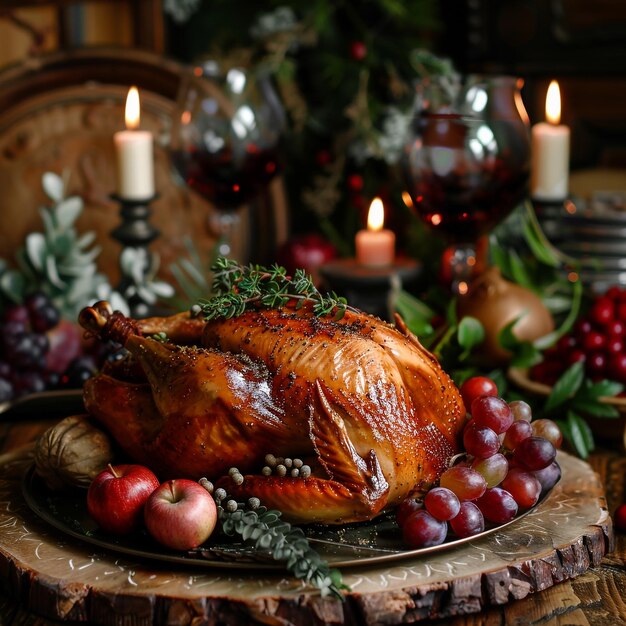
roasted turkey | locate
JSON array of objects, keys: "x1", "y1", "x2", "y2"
[{"x1": 79, "y1": 301, "x2": 465, "y2": 524}]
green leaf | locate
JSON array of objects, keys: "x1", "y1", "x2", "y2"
[
  {"x1": 394, "y1": 289, "x2": 434, "y2": 337},
  {"x1": 569, "y1": 399, "x2": 619, "y2": 419},
  {"x1": 507, "y1": 250, "x2": 533, "y2": 289},
  {"x1": 55, "y1": 197, "x2": 83, "y2": 230},
  {"x1": 543, "y1": 361, "x2": 585, "y2": 413},
  {"x1": 566, "y1": 411, "x2": 594, "y2": 457},
  {"x1": 25, "y1": 233, "x2": 47, "y2": 271},
  {"x1": 0, "y1": 269, "x2": 25, "y2": 303},
  {"x1": 522, "y1": 214, "x2": 560, "y2": 268},
  {"x1": 42, "y1": 172, "x2": 64, "y2": 202},
  {"x1": 457, "y1": 316, "x2": 484, "y2": 358},
  {"x1": 581, "y1": 379, "x2": 624, "y2": 400}
]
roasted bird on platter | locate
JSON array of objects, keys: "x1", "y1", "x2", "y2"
[{"x1": 78, "y1": 271, "x2": 465, "y2": 526}]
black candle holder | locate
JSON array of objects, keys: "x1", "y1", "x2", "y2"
[
  {"x1": 319, "y1": 258, "x2": 422, "y2": 321},
  {"x1": 110, "y1": 193, "x2": 160, "y2": 318}
]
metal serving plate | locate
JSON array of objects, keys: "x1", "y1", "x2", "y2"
[
  {"x1": 21, "y1": 464, "x2": 546, "y2": 570},
  {"x1": 0, "y1": 389, "x2": 84, "y2": 420}
]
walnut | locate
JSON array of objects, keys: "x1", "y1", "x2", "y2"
[{"x1": 34, "y1": 414, "x2": 114, "y2": 490}]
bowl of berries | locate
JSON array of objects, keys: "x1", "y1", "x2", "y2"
[{"x1": 508, "y1": 285, "x2": 626, "y2": 450}]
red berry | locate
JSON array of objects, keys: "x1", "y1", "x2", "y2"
[
  {"x1": 567, "y1": 349, "x2": 586, "y2": 365},
  {"x1": 574, "y1": 319, "x2": 592, "y2": 338},
  {"x1": 350, "y1": 41, "x2": 367, "y2": 61},
  {"x1": 315, "y1": 150, "x2": 332, "y2": 167},
  {"x1": 586, "y1": 352, "x2": 606, "y2": 377},
  {"x1": 605, "y1": 337, "x2": 624, "y2": 354},
  {"x1": 347, "y1": 173, "x2": 364, "y2": 192},
  {"x1": 608, "y1": 353, "x2": 626, "y2": 382},
  {"x1": 618, "y1": 303, "x2": 626, "y2": 322},
  {"x1": 614, "y1": 503, "x2": 626, "y2": 532},
  {"x1": 606, "y1": 286, "x2": 622, "y2": 300},
  {"x1": 590, "y1": 297, "x2": 615, "y2": 326},
  {"x1": 607, "y1": 320, "x2": 625, "y2": 337},
  {"x1": 460, "y1": 376, "x2": 498, "y2": 412},
  {"x1": 556, "y1": 335, "x2": 576, "y2": 351},
  {"x1": 582, "y1": 331, "x2": 605, "y2": 352}
]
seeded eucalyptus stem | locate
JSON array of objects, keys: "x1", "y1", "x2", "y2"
[
  {"x1": 219, "y1": 504, "x2": 348, "y2": 599},
  {"x1": 199, "y1": 257, "x2": 350, "y2": 321}
]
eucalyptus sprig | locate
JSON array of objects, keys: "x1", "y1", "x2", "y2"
[
  {"x1": 199, "y1": 257, "x2": 349, "y2": 321},
  {"x1": 219, "y1": 504, "x2": 349, "y2": 599}
]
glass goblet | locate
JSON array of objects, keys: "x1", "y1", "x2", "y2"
[
  {"x1": 402, "y1": 75, "x2": 531, "y2": 293},
  {"x1": 169, "y1": 60, "x2": 285, "y2": 260}
]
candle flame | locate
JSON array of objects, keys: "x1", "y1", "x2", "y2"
[
  {"x1": 125, "y1": 86, "x2": 141, "y2": 130},
  {"x1": 367, "y1": 197, "x2": 385, "y2": 231},
  {"x1": 545, "y1": 80, "x2": 561, "y2": 125}
]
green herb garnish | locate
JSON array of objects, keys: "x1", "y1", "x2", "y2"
[
  {"x1": 199, "y1": 257, "x2": 348, "y2": 321},
  {"x1": 219, "y1": 504, "x2": 349, "y2": 599}
]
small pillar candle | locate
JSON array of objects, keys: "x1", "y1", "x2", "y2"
[
  {"x1": 530, "y1": 80, "x2": 570, "y2": 201},
  {"x1": 114, "y1": 86, "x2": 155, "y2": 200},
  {"x1": 355, "y1": 197, "x2": 395, "y2": 267}
]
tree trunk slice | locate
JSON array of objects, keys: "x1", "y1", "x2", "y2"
[{"x1": 0, "y1": 448, "x2": 613, "y2": 626}]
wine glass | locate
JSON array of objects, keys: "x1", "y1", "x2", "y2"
[
  {"x1": 170, "y1": 60, "x2": 285, "y2": 260},
  {"x1": 402, "y1": 75, "x2": 531, "y2": 293}
]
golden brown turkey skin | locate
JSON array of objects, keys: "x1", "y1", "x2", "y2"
[
  {"x1": 199, "y1": 306, "x2": 464, "y2": 509},
  {"x1": 82, "y1": 301, "x2": 465, "y2": 524}
]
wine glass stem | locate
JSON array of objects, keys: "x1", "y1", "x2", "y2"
[
  {"x1": 444, "y1": 236, "x2": 489, "y2": 294},
  {"x1": 214, "y1": 212, "x2": 241, "y2": 259}
]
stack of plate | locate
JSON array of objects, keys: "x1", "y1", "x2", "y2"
[{"x1": 535, "y1": 191, "x2": 626, "y2": 293}]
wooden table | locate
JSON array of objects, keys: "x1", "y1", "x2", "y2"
[{"x1": 0, "y1": 417, "x2": 625, "y2": 626}]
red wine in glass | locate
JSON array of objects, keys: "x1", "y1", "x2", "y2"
[
  {"x1": 403, "y1": 97, "x2": 531, "y2": 291},
  {"x1": 172, "y1": 146, "x2": 281, "y2": 212}
]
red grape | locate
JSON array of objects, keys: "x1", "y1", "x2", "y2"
[
  {"x1": 460, "y1": 376, "x2": 498, "y2": 412},
  {"x1": 471, "y1": 453, "x2": 508, "y2": 488},
  {"x1": 396, "y1": 497, "x2": 423, "y2": 527},
  {"x1": 476, "y1": 487, "x2": 518, "y2": 524},
  {"x1": 502, "y1": 419, "x2": 533, "y2": 451},
  {"x1": 471, "y1": 396, "x2": 514, "y2": 434},
  {"x1": 501, "y1": 468, "x2": 542, "y2": 509},
  {"x1": 449, "y1": 502, "x2": 485, "y2": 538},
  {"x1": 463, "y1": 421, "x2": 500, "y2": 459},
  {"x1": 533, "y1": 461, "x2": 562, "y2": 496},
  {"x1": 424, "y1": 487, "x2": 460, "y2": 521},
  {"x1": 402, "y1": 510, "x2": 448, "y2": 548},
  {"x1": 509, "y1": 400, "x2": 532, "y2": 422},
  {"x1": 531, "y1": 419, "x2": 563, "y2": 448},
  {"x1": 514, "y1": 436, "x2": 557, "y2": 471},
  {"x1": 439, "y1": 466, "x2": 487, "y2": 501}
]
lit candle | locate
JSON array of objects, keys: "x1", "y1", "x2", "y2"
[
  {"x1": 530, "y1": 80, "x2": 570, "y2": 201},
  {"x1": 114, "y1": 86, "x2": 155, "y2": 200},
  {"x1": 355, "y1": 198, "x2": 395, "y2": 267}
]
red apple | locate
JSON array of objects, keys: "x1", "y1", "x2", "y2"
[
  {"x1": 276, "y1": 233, "x2": 337, "y2": 287},
  {"x1": 87, "y1": 464, "x2": 159, "y2": 535},
  {"x1": 144, "y1": 479, "x2": 217, "y2": 550}
]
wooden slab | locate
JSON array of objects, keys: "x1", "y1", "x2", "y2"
[{"x1": 0, "y1": 447, "x2": 613, "y2": 626}]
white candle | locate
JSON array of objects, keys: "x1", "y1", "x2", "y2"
[
  {"x1": 530, "y1": 80, "x2": 570, "y2": 201},
  {"x1": 114, "y1": 86, "x2": 155, "y2": 200},
  {"x1": 355, "y1": 198, "x2": 395, "y2": 267}
]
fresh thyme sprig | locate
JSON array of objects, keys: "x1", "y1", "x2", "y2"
[
  {"x1": 219, "y1": 503, "x2": 349, "y2": 599},
  {"x1": 199, "y1": 256, "x2": 349, "y2": 321}
]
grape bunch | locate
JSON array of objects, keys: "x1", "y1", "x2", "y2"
[
  {"x1": 531, "y1": 286, "x2": 626, "y2": 386},
  {"x1": 0, "y1": 292, "x2": 99, "y2": 403},
  {"x1": 397, "y1": 376, "x2": 562, "y2": 549}
]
